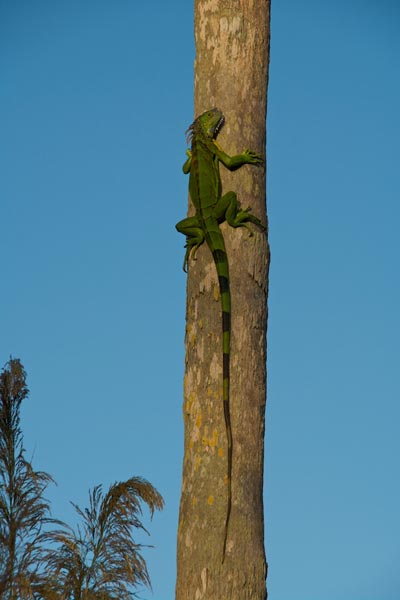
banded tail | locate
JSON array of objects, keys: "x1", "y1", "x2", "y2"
[{"x1": 210, "y1": 242, "x2": 232, "y2": 563}]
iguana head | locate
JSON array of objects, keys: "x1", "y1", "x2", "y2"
[{"x1": 186, "y1": 108, "x2": 225, "y2": 142}]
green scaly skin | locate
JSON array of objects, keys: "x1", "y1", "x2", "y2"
[{"x1": 176, "y1": 108, "x2": 265, "y2": 562}]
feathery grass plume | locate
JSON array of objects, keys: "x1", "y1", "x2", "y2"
[
  {"x1": 43, "y1": 477, "x2": 164, "y2": 599},
  {"x1": 0, "y1": 358, "x2": 56, "y2": 599}
]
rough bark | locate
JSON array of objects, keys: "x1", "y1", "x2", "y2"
[{"x1": 176, "y1": 1, "x2": 271, "y2": 599}]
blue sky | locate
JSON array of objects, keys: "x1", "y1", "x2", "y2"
[{"x1": 1, "y1": 1, "x2": 399, "y2": 598}]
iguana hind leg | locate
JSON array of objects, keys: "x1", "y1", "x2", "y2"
[
  {"x1": 175, "y1": 216, "x2": 205, "y2": 271},
  {"x1": 213, "y1": 191, "x2": 265, "y2": 234}
]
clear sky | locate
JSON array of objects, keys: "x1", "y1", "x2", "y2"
[{"x1": 1, "y1": 1, "x2": 399, "y2": 598}]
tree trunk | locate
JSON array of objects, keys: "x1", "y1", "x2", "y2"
[{"x1": 176, "y1": 1, "x2": 271, "y2": 599}]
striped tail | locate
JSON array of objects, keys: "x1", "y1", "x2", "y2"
[{"x1": 211, "y1": 243, "x2": 232, "y2": 563}]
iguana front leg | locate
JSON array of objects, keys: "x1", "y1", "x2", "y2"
[
  {"x1": 213, "y1": 144, "x2": 264, "y2": 171},
  {"x1": 182, "y1": 149, "x2": 192, "y2": 174}
]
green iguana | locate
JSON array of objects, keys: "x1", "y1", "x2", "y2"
[{"x1": 176, "y1": 108, "x2": 265, "y2": 562}]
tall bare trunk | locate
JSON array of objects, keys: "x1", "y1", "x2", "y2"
[{"x1": 176, "y1": 1, "x2": 271, "y2": 599}]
